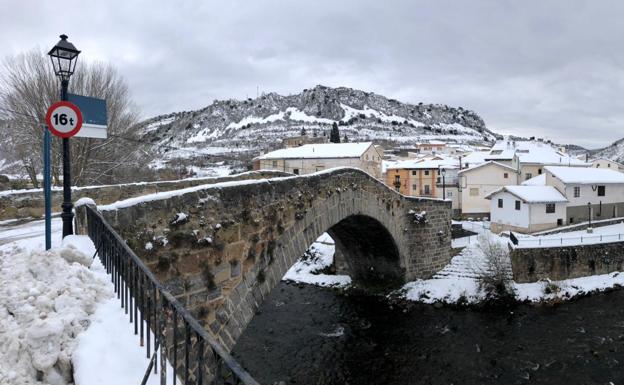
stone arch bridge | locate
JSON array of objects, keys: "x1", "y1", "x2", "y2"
[{"x1": 77, "y1": 168, "x2": 451, "y2": 351}]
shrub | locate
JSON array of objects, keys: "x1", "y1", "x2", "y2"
[{"x1": 473, "y1": 235, "x2": 514, "y2": 301}]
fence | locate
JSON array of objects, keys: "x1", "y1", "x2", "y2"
[
  {"x1": 511, "y1": 231, "x2": 624, "y2": 248},
  {"x1": 85, "y1": 205, "x2": 258, "y2": 385}
]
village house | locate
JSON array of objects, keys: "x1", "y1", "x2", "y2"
[
  {"x1": 486, "y1": 185, "x2": 568, "y2": 233},
  {"x1": 457, "y1": 161, "x2": 519, "y2": 218},
  {"x1": 252, "y1": 142, "x2": 383, "y2": 178},
  {"x1": 591, "y1": 157, "x2": 624, "y2": 172},
  {"x1": 510, "y1": 142, "x2": 588, "y2": 181},
  {"x1": 487, "y1": 166, "x2": 624, "y2": 233},
  {"x1": 385, "y1": 156, "x2": 460, "y2": 213},
  {"x1": 545, "y1": 166, "x2": 624, "y2": 224},
  {"x1": 281, "y1": 133, "x2": 327, "y2": 148}
]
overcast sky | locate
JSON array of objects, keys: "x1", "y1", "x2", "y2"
[{"x1": 2, "y1": 0, "x2": 623, "y2": 148}]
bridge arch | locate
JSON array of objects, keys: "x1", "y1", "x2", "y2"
[{"x1": 82, "y1": 168, "x2": 452, "y2": 351}]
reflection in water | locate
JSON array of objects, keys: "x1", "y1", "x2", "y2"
[{"x1": 232, "y1": 282, "x2": 624, "y2": 385}]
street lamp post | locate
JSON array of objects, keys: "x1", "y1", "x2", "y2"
[
  {"x1": 48, "y1": 34, "x2": 80, "y2": 238},
  {"x1": 441, "y1": 168, "x2": 446, "y2": 200},
  {"x1": 587, "y1": 202, "x2": 592, "y2": 228}
]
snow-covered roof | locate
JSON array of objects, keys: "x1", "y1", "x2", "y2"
[
  {"x1": 521, "y1": 174, "x2": 546, "y2": 186},
  {"x1": 386, "y1": 156, "x2": 458, "y2": 170},
  {"x1": 545, "y1": 166, "x2": 624, "y2": 184},
  {"x1": 457, "y1": 161, "x2": 516, "y2": 175},
  {"x1": 256, "y1": 142, "x2": 373, "y2": 160},
  {"x1": 591, "y1": 157, "x2": 624, "y2": 167},
  {"x1": 485, "y1": 185, "x2": 568, "y2": 203},
  {"x1": 460, "y1": 151, "x2": 489, "y2": 166},
  {"x1": 489, "y1": 139, "x2": 588, "y2": 166}
]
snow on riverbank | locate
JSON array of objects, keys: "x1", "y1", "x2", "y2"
[
  {"x1": 0, "y1": 235, "x2": 111, "y2": 385},
  {"x1": 282, "y1": 233, "x2": 351, "y2": 288},
  {"x1": 402, "y1": 221, "x2": 624, "y2": 305}
]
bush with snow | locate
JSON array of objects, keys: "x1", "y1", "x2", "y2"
[{"x1": 473, "y1": 234, "x2": 514, "y2": 301}]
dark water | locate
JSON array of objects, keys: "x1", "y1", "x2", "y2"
[{"x1": 232, "y1": 282, "x2": 624, "y2": 385}]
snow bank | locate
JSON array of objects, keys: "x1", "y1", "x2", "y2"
[
  {"x1": 0, "y1": 236, "x2": 111, "y2": 385},
  {"x1": 282, "y1": 233, "x2": 351, "y2": 288},
  {"x1": 402, "y1": 224, "x2": 624, "y2": 305}
]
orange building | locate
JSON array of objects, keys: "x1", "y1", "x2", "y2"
[{"x1": 386, "y1": 166, "x2": 439, "y2": 197}]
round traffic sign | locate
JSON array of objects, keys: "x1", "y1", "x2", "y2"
[{"x1": 45, "y1": 101, "x2": 83, "y2": 138}]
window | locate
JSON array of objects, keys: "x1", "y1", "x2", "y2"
[
  {"x1": 470, "y1": 188, "x2": 479, "y2": 196},
  {"x1": 538, "y1": 169, "x2": 542, "y2": 174},
  {"x1": 515, "y1": 200, "x2": 521, "y2": 210},
  {"x1": 503, "y1": 172, "x2": 508, "y2": 179},
  {"x1": 366, "y1": 155, "x2": 369, "y2": 160},
  {"x1": 412, "y1": 184, "x2": 417, "y2": 191},
  {"x1": 315, "y1": 166, "x2": 324, "y2": 171},
  {"x1": 293, "y1": 168, "x2": 299, "y2": 175},
  {"x1": 447, "y1": 191, "x2": 453, "y2": 198},
  {"x1": 569, "y1": 217, "x2": 574, "y2": 224},
  {"x1": 394, "y1": 175, "x2": 400, "y2": 183},
  {"x1": 525, "y1": 173, "x2": 532, "y2": 180},
  {"x1": 573, "y1": 186, "x2": 580, "y2": 197},
  {"x1": 424, "y1": 185, "x2": 430, "y2": 195},
  {"x1": 498, "y1": 198, "x2": 503, "y2": 208},
  {"x1": 546, "y1": 203, "x2": 555, "y2": 213},
  {"x1": 412, "y1": 171, "x2": 417, "y2": 176},
  {"x1": 272, "y1": 160, "x2": 278, "y2": 167},
  {"x1": 424, "y1": 170, "x2": 430, "y2": 176},
  {"x1": 598, "y1": 185, "x2": 606, "y2": 196},
  {"x1": 608, "y1": 163, "x2": 611, "y2": 168},
  {"x1": 557, "y1": 219, "x2": 563, "y2": 226}
]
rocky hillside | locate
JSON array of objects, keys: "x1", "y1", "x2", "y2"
[
  {"x1": 590, "y1": 138, "x2": 624, "y2": 163},
  {"x1": 138, "y1": 85, "x2": 497, "y2": 160}
]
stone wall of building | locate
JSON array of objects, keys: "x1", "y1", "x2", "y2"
[
  {"x1": 0, "y1": 170, "x2": 288, "y2": 220},
  {"x1": 510, "y1": 242, "x2": 624, "y2": 283},
  {"x1": 77, "y1": 167, "x2": 452, "y2": 351}
]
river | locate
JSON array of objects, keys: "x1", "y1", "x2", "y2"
[{"x1": 232, "y1": 282, "x2": 624, "y2": 385}]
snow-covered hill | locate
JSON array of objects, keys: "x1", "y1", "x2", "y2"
[
  {"x1": 590, "y1": 137, "x2": 624, "y2": 163},
  {"x1": 138, "y1": 85, "x2": 497, "y2": 160}
]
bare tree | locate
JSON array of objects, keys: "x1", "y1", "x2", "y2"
[
  {"x1": 472, "y1": 234, "x2": 514, "y2": 299},
  {"x1": 0, "y1": 49, "x2": 149, "y2": 187}
]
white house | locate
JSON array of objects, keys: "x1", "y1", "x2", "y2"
[
  {"x1": 591, "y1": 158, "x2": 624, "y2": 172},
  {"x1": 458, "y1": 161, "x2": 519, "y2": 218},
  {"x1": 253, "y1": 142, "x2": 383, "y2": 178},
  {"x1": 545, "y1": 166, "x2": 624, "y2": 224},
  {"x1": 486, "y1": 186, "x2": 568, "y2": 233}
]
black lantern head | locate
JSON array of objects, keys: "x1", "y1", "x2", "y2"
[{"x1": 48, "y1": 34, "x2": 80, "y2": 81}]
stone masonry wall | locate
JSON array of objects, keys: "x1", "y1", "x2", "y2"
[
  {"x1": 77, "y1": 168, "x2": 452, "y2": 351},
  {"x1": 0, "y1": 170, "x2": 288, "y2": 220},
  {"x1": 511, "y1": 242, "x2": 624, "y2": 283}
]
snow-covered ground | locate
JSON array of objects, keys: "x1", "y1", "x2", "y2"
[
  {"x1": 514, "y1": 221, "x2": 624, "y2": 248},
  {"x1": 282, "y1": 233, "x2": 351, "y2": 287},
  {"x1": 0, "y1": 233, "x2": 110, "y2": 385},
  {"x1": 401, "y1": 221, "x2": 624, "y2": 304},
  {"x1": 0, "y1": 219, "x2": 175, "y2": 385}
]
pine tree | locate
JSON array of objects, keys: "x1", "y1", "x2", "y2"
[{"x1": 330, "y1": 122, "x2": 341, "y2": 143}]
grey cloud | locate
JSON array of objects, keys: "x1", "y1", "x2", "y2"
[{"x1": 2, "y1": 0, "x2": 623, "y2": 148}]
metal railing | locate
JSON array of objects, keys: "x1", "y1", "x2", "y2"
[
  {"x1": 512, "y1": 232, "x2": 624, "y2": 248},
  {"x1": 85, "y1": 205, "x2": 259, "y2": 385}
]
